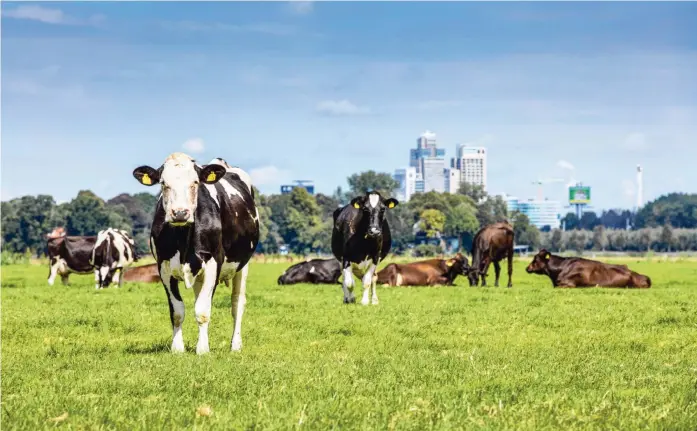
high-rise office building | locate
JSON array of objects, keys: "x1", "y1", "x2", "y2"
[
  {"x1": 450, "y1": 144, "x2": 487, "y2": 191},
  {"x1": 409, "y1": 130, "x2": 446, "y2": 193},
  {"x1": 505, "y1": 196, "x2": 561, "y2": 230},
  {"x1": 444, "y1": 168, "x2": 461, "y2": 194},
  {"x1": 393, "y1": 167, "x2": 417, "y2": 202}
]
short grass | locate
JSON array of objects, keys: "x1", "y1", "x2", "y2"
[{"x1": 2, "y1": 258, "x2": 697, "y2": 430}]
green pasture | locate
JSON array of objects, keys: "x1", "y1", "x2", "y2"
[{"x1": 2, "y1": 259, "x2": 696, "y2": 430}]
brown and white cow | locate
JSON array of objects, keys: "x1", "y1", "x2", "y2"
[
  {"x1": 376, "y1": 253, "x2": 470, "y2": 287},
  {"x1": 525, "y1": 249, "x2": 652, "y2": 288}
]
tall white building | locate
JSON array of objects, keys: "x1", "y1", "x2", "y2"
[
  {"x1": 444, "y1": 168, "x2": 461, "y2": 194},
  {"x1": 410, "y1": 130, "x2": 446, "y2": 193},
  {"x1": 393, "y1": 167, "x2": 418, "y2": 202},
  {"x1": 450, "y1": 144, "x2": 487, "y2": 191}
]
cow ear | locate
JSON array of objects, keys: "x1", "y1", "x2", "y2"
[
  {"x1": 350, "y1": 197, "x2": 364, "y2": 209},
  {"x1": 384, "y1": 198, "x2": 399, "y2": 209},
  {"x1": 544, "y1": 252, "x2": 551, "y2": 260},
  {"x1": 446, "y1": 259, "x2": 455, "y2": 267},
  {"x1": 200, "y1": 164, "x2": 226, "y2": 184},
  {"x1": 133, "y1": 166, "x2": 160, "y2": 186}
]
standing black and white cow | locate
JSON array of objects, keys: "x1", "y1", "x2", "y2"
[
  {"x1": 331, "y1": 191, "x2": 398, "y2": 305},
  {"x1": 47, "y1": 229, "x2": 97, "y2": 286},
  {"x1": 132, "y1": 153, "x2": 259, "y2": 354},
  {"x1": 90, "y1": 228, "x2": 138, "y2": 289}
]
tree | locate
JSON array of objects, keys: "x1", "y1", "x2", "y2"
[
  {"x1": 561, "y1": 212, "x2": 579, "y2": 230},
  {"x1": 457, "y1": 182, "x2": 487, "y2": 203},
  {"x1": 579, "y1": 212, "x2": 600, "y2": 230},
  {"x1": 660, "y1": 224, "x2": 674, "y2": 252},
  {"x1": 346, "y1": 171, "x2": 399, "y2": 197},
  {"x1": 476, "y1": 195, "x2": 508, "y2": 227},
  {"x1": 315, "y1": 193, "x2": 341, "y2": 220},
  {"x1": 65, "y1": 190, "x2": 131, "y2": 236},
  {"x1": 566, "y1": 230, "x2": 586, "y2": 254},
  {"x1": 1, "y1": 195, "x2": 56, "y2": 255},
  {"x1": 512, "y1": 212, "x2": 541, "y2": 249},
  {"x1": 549, "y1": 229, "x2": 563, "y2": 252},
  {"x1": 386, "y1": 205, "x2": 416, "y2": 254},
  {"x1": 591, "y1": 225, "x2": 607, "y2": 251},
  {"x1": 444, "y1": 203, "x2": 480, "y2": 252},
  {"x1": 418, "y1": 209, "x2": 446, "y2": 239},
  {"x1": 634, "y1": 193, "x2": 697, "y2": 229}
]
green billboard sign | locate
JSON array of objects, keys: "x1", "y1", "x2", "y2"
[{"x1": 569, "y1": 186, "x2": 591, "y2": 204}]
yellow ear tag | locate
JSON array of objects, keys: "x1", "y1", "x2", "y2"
[
  {"x1": 545, "y1": 253, "x2": 551, "y2": 260},
  {"x1": 446, "y1": 260, "x2": 454, "y2": 267},
  {"x1": 142, "y1": 174, "x2": 152, "y2": 185},
  {"x1": 388, "y1": 201, "x2": 395, "y2": 208},
  {"x1": 353, "y1": 203, "x2": 360, "y2": 209},
  {"x1": 206, "y1": 172, "x2": 217, "y2": 182}
]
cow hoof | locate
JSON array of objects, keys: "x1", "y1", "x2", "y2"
[
  {"x1": 231, "y1": 340, "x2": 243, "y2": 352},
  {"x1": 371, "y1": 300, "x2": 379, "y2": 305},
  {"x1": 343, "y1": 296, "x2": 356, "y2": 304},
  {"x1": 196, "y1": 344, "x2": 210, "y2": 355}
]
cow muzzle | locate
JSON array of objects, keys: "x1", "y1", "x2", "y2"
[
  {"x1": 169, "y1": 208, "x2": 192, "y2": 226},
  {"x1": 366, "y1": 227, "x2": 382, "y2": 238}
]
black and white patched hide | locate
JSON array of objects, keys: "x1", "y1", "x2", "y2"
[
  {"x1": 47, "y1": 235, "x2": 97, "y2": 286},
  {"x1": 90, "y1": 228, "x2": 138, "y2": 289},
  {"x1": 331, "y1": 191, "x2": 398, "y2": 305},
  {"x1": 133, "y1": 152, "x2": 260, "y2": 355}
]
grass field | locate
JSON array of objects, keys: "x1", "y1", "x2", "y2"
[{"x1": 2, "y1": 258, "x2": 697, "y2": 430}]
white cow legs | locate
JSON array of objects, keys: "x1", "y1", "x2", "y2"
[
  {"x1": 361, "y1": 262, "x2": 378, "y2": 306},
  {"x1": 341, "y1": 265, "x2": 356, "y2": 304},
  {"x1": 194, "y1": 259, "x2": 218, "y2": 355},
  {"x1": 231, "y1": 264, "x2": 249, "y2": 352}
]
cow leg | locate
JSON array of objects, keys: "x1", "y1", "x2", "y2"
[
  {"x1": 94, "y1": 270, "x2": 101, "y2": 290},
  {"x1": 341, "y1": 262, "x2": 355, "y2": 304},
  {"x1": 231, "y1": 263, "x2": 249, "y2": 352},
  {"x1": 60, "y1": 274, "x2": 70, "y2": 286},
  {"x1": 481, "y1": 259, "x2": 491, "y2": 287},
  {"x1": 114, "y1": 269, "x2": 122, "y2": 288},
  {"x1": 47, "y1": 260, "x2": 60, "y2": 286},
  {"x1": 194, "y1": 259, "x2": 218, "y2": 355},
  {"x1": 160, "y1": 263, "x2": 186, "y2": 353},
  {"x1": 507, "y1": 250, "x2": 513, "y2": 288},
  {"x1": 493, "y1": 261, "x2": 501, "y2": 287},
  {"x1": 360, "y1": 262, "x2": 378, "y2": 305}
]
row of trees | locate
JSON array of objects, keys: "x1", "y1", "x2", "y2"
[{"x1": 3, "y1": 171, "x2": 697, "y2": 257}]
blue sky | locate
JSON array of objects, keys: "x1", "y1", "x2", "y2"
[{"x1": 2, "y1": 1, "x2": 696, "y2": 210}]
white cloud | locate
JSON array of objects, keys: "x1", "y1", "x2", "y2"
[
  {"x1": 183, "y1": 138, "x2": 205, "y2": 154},
  {"x1": 160, "y1": 21, "x2": 295, "y2": 36},
  {"x1": 622, "y1": 132, "x2": 649, "y2": 151},
  {"x1": 249, "y1": 166, "x2": 292, "y2": 187},
  {"x1": 288, "y1": 1, "x2": 314, "y2": 15},
  {"x1": 557, "y1": 160, "x2": 575, "y2": 171},
  {"x1": 316, "y1": 100, "x2": 371, "y2": 116},
  {"x1": 2, "y1": 5, "x2": 104, "y2": 26}
]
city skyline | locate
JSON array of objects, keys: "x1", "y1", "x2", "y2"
[{"x1": 2, "y1": 2, "x2": 696, "y2": 210}]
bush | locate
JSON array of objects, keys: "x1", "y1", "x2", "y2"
[
  {"x1": 411, "y1": 244, "x2": 443, "y2": 257},
  {"x1": 1, "y1": 250, "x2": 32, "y2": 265}
]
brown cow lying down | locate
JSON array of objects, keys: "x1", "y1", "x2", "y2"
[
  {"x1": 376, "y1": 253, "x2": 470, "y2": 287},
  {"x1": 122, "y1": 263, "x2": 160, "y2": 283},
  {"x1": 526, "y1": 249, "x2": 651, "y2": 288}
]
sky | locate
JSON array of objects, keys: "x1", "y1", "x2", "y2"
[{"x1": 2, "y1": 1, "x2": 696, "y2": 210}]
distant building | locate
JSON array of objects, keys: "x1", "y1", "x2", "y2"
[
  {"x1": 506, "y1": 195, "x2": 562, "y2": 230},
  {"x1": 444, "y1": 168, "x2": 461, "y2": 194},
  {"x1": 410, "y1": 130, "x2": 446, "y2": 193},
  {"x1": 450, "y1": 144, "x2": 487, "y2": 191},
  {"x1": 393, "y1": 167, "x2": 417, "y2": 202},
  {"x1": 280, "y1": 180, "x2": 315, "y2": 195}
]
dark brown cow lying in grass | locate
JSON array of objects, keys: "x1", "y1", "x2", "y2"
[
  {"x1": 376, "y1": 253, "x2": 470, "y2": 287},
  {"x1": 525, "y1": 249, "x2": 651, "y2": 288}
]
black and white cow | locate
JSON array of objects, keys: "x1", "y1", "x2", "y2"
[
  {"x1": 331, "y1": 191, "x2": 398, "y2": 305},
  {"x1": 132, "y1": 153, "x2": 259, "y2": 355},
  {"x1": 277, "y1": 258, "x2": 342, "y2": 285},
  {"x1": 47, "y1": 233, "x2": 97, "y2": 286},
  {"x1": 90, "y1": 228, "x2": 138, "y2": 289}
]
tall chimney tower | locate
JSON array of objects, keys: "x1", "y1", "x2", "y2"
[{"x1": 636, "y1": 164, "x2": 643, "y2": 210}]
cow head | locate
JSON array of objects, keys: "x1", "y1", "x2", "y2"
[
  {"x1": 46, "y1": 226, "x2": 66, "y2": 240},
  {"x1": 349, "y1": 192, "x2": 399, "y2": 239},
  {"x1": 445, "y1": 253, "x2": 471, "y2": 278},
  {"x1": 132, "y1": 153, "x2": 227, "y2": 226},
  {"x1": 526, "y1": 249, "x2": 552, "y2": 274}
]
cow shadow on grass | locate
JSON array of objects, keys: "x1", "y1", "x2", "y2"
[{"x1": 124, "y1": 340, "x2": 172, "y2": 355}]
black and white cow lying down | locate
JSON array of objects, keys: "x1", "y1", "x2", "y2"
[
  {"x1": 133, "y1": 153, "x2": 259, "y2": 354},
  {"x1": 277, "y1": 258, "x2": 342, "y2": 285},
  {"x1": 90, "y1": 228, "x2": 138, "y2": 289},
  {"x1": 331, "y1": 191, "x2": 398, "y2": 305}
]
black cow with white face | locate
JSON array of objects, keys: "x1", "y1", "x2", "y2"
[
  {"x1": 277, "y1": 258, "x2": 342, "y2": 285},
  {"x1": 331, "y1": 191, "x2": 398, "y2": 305},
  {"x1": 133, "y1": 152, "x2": 259, "y2": 355}
]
